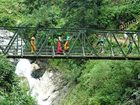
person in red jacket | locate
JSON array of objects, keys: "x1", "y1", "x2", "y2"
[{"x1": 56, "y1": 36, "x2": 63, "y2": 54}]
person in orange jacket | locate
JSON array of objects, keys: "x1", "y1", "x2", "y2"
[
  {"x1": 31, "y1": 36, "x2": 36, "y2": 53},
  {"x1": 64, "y1": 35, "x2": 70, "y2": 52}
]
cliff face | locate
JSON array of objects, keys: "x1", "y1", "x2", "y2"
[
  {"x1": 15, "y1": 59, "x2": 68, "y2": 105},
  {"x1": 31, "y1": 70, "x2": 68, "y2": 105}
]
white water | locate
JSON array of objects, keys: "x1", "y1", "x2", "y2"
[{"x1": 15, "y1": 59, "x2": 64, "y2": 105}]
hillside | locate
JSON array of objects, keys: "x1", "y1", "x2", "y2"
[{"x1": 0, "y1": 0, "x2": 140, "y2": 105}]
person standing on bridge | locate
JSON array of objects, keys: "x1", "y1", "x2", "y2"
[
  {"x1": 56, "y1": 36, "x2": 63, "y2": 54},
  {"x1": 127, "y1": 40, "x2": 133, "y2": 55},
  {"x1": 97, "y1": 35, "x2": 105, "y2": 54},
  {"x1": 31, "y1": 36, "x2": 36, "y2": 53},
  {"x1": 123, "y1": 32, "x2": 128, "y2": 44},
  {"x1": 64, "y1": 35, "x2": 70, "y2": 52}
]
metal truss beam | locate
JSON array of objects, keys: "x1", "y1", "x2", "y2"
[{"x1": 0, "y1": 26, "x2": 140, "y2": 60}]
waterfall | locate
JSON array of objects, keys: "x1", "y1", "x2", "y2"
[{"x1": 15, "y1": 59, "x2": 68, "y2": 105}]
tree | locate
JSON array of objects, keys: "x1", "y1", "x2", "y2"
[
  {"x1": 0, "y1": 0, "x2": 22, "y2": 26},
  {"x1": 61, "y1": 0, "x2": 100, "y2": 28}
]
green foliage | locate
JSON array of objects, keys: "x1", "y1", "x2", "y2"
[
  {"x1": 61, "y1": 0, "x2": 100, "y2": 28},
  {"x1": 61, "y1": 60, "x2": 140, "y2": 105},
  {"x1": 0, "y1": 0, "x2": 22, "y2": 26},
  {"x1": 18, "y1": 0, "x2": 62, "y2": 27},
  {"x1": 0, "y1": 55, "x2": 16, "y2": 92},
  {"x1": 1, "y1": 0, "x2": 140, "y2": 29},
  {"x1": 49, "y1": 59, "x2": 84, "y2": 82},
  {"x1": 0, "y1": 55, "x2": 37, "y2": 105},
  {"x1": 0, "y1": 86, "x2": 37, "y2": 105}
]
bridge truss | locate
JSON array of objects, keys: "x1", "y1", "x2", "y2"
[{"x1": 0, "y1": 26, "x2": 140, "y2": 60}]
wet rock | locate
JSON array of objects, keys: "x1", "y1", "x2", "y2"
[{"x1": 16, "y1": 59, "x2": 68, "y2": 105}]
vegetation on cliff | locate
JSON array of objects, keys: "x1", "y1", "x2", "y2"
[{"x1": 0, "y1": 55, "x2": 37, "y2": 105}]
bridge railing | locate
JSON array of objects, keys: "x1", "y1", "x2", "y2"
[{"x1": 0, "y1": 26, "x2": 140, "y2": 59}]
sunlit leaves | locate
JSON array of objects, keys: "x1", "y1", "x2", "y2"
[{"x1": 0, "y1": 0, "x2": 23, "y2": 26}]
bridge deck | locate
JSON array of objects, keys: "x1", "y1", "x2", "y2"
[{"x1": 6, "y1": 55, "x2": 140, "y2": 60}]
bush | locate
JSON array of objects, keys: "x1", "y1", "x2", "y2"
[
  {"x1": 0, "y1": 55, "x2": 16, "y2": 92},
  {"x1": 61, "y1": 60, "x2": 140, "y2": 105},
  {"x1": 0, "y1": 55, "x2": 37, "y2": 105}
]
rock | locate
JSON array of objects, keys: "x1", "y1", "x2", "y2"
[
  {"x1": 0, "y1": 29, "x2": 24, "y2": 55},
  {"x1": 15, "y1": 59, "x2": 68, "y2": 105}
]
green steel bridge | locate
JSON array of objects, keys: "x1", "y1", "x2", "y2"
[{"x1": 0, "y1": 26, "x2": 140, "y2": 60}]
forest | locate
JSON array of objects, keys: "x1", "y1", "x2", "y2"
[{"x1": 0, "y1": 0, "x2": 140, "y2": 105}]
